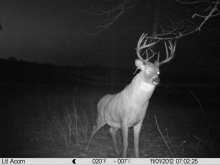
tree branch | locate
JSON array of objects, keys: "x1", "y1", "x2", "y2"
[
  {"x1": 83, "y1": 0, "x2": 220, "y2": 40},
  {"x1": 83, "y1": 0, "x2": 141, "y2": 35}
]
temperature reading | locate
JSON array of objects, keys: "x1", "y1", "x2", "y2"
[{"x1": 117, "y1": 159, "x2": 131, "y2": 164}]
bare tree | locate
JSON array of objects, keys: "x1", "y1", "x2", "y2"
[
  {"x1": 83, "y1": 0, "x2": 220, "y2": 40},
  {"x1": 82, "y1": 0, "x2": 220, "y2": 76},
  {"x1": 175, "y1": 0, "x2": 220, "y2": 35},
  {"x1": 175, "y1": 0, "x2": 220, "y2": 73},
  {"x1": 82, "y1": 0, "x2": 141, "y2": 35}
]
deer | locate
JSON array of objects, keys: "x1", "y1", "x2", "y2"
[{"x1": 85, "y1": 33, "x2": 176, "y2": 158}]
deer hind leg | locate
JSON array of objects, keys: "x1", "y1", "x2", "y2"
[
  {"x1": 85, "y1": 115, "x2": 106, "y2": 152},
  {"x1": 110, "y1": 127, "x2": 120, "y2": 155},
  {"x1": 121, "y1": 123, "x2": 129, "y2": 158},
  {"x1": 133, "y1": 122, "x2": 142, "y2": 158}
]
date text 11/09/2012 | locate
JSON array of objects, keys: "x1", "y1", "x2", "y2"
[{"x1": 150, "y1": 158, "x2": 198, "y2": 164}]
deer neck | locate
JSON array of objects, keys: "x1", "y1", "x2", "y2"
[{"x1": 128, "y1": 72, "x2": 156, "y2": 105}]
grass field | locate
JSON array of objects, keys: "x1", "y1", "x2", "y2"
[{"x1": 1, "y1": 78, "x2": 219, "y2": 158}]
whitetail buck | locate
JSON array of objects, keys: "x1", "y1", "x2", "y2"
[{"x1": 85, "y1": 33, "x2": 176, "y2": 157}]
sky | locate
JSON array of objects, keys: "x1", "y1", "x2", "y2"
[
  {"x1": 0, "y1": 0, "x2": 219, "y2": 78},
  {"x1": 0, "y1": 0, "x2": 162, "y2": 68},
  {"x1": 0, "y1": 0, "x2": 99, "y2": 66}
]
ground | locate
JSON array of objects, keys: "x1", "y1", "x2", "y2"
[{"x1": 0, "y1": 80, "x2": 219, "y2": 158}]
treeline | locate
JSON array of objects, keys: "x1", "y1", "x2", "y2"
[
  {"x1": 0, "y1": 57, "x2": 132, "y2": 86},
  {"x1": 0, "y1": 57, "x2": 76, "y2": 84}
]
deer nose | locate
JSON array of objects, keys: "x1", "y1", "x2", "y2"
[{"x1": 153, "y1": 77, "x2": 160, "y2": 85}]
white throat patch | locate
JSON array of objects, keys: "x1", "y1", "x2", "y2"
[{"x1": 140, "y1": 81, "x2": 156, "y2": 92}]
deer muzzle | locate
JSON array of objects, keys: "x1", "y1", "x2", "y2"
[{"x1": 153, "y1": 77, "x2": 160, "y2": 85}]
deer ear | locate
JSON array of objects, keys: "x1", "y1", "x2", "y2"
[{"x1": 135, "y1": 59, "x2": 145, "y2": 70}]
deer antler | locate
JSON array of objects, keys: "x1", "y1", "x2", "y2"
[
  {"x1": 158, "y1": 40, "x2": 177, "y2": 66},
  {"x1": 136, "y1": 33, "x2": 177, "y2": 65},
  {"x1": 136, "y1": 33, "x2": 156, "y2": 62}
]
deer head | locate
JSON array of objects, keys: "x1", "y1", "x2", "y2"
[{"x1": 135, "y1": 33, "x2": 176, "y2": 86}]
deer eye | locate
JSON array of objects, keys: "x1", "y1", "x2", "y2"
[{"x1": 157, "y1": 71, "x2": 160, "y2": 75}]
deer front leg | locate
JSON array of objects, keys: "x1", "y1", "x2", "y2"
[
  {"x1": 133, "y1": 122, "x2": 142, "y2": 158},
  {"x1": 121, "y1": 123, "x2": 129, "y2": 158}
]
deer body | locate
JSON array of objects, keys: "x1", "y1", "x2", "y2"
[
  {"x1": 85, "y1": 60, "x2": 160, "y2": 158},
  {"x1": 101, "y1": 73, "x2": 155, "y2": 128},
  {"x1": 85, "y1": 33, "x2": 176, "y2": 157}
]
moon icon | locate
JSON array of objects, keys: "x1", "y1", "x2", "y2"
[{"x1": 72, "y1": 159, "x2": 76, "y2": 164}]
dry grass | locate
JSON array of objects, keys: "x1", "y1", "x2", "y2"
[{"x1": 1, "y1": 82, "x2": 219, "y2": 157}]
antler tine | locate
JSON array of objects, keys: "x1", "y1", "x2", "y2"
[
  {"x1": 157, "y1": 52, "x2": 160, "y2": 62},
  {"x1": 147, "y1": 50, "x2": 156, "y2": 61},
  {"x1": 136, "y1": 33, "x2": 156, "y2": 62},
  {"x1": 159, "y1": 40, "x2": 177, "y2": 66}
]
